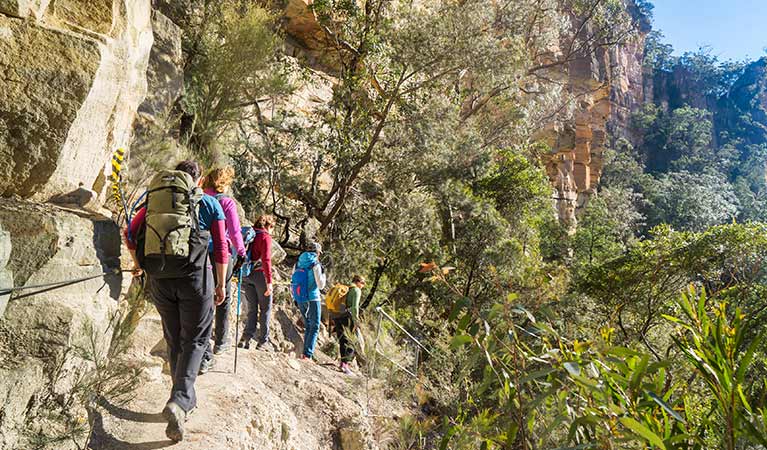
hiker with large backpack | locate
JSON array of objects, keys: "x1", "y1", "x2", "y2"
[
  {"x1": 199, "y1": 167, "x2": 247, "y2": 373},
  {"x1": 326, "y1": 274, "x2": 365, "y2": 375},
  {"x1": 238, "y1": 214, "x2": 276, "y2": 351},
  {"x1": 124, "y1": 160, "x2": 228, "y2": 443},
  {"x1": 291, "y1": 242, "x2": 326, "y2": 360}
]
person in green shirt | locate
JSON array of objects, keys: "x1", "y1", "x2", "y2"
[{"x1": 333, "y1": 274, "x2": 365, "y2": 375}]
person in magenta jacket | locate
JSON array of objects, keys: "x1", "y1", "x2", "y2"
[
  {"x1": 239, "y1": 214, "x2": 276, "y2": 350},
  {"x1": 197, "y1": 167, "x2": 248, "y2": 371}
]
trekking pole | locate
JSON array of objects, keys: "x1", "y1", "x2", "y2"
[{"x1": 234, "y1": 267, "x2": 243, "y2": 374}]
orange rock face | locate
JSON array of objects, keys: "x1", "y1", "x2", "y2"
[
  {"x1": 544, "y1": 29, "x2": 647, "y2": 232},
  {"x1": 278, "y1": 0, "x2": 649, "y2": 232}
]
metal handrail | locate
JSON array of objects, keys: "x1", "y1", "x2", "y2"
[
  {"x1": 365, "y1": 306, "x2": 430, "y2": 413},
  {"x1": 374, "y1": 306, "x2": 433, "y2": 356}
]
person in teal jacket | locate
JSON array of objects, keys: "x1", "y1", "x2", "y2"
[{"x1": 293, "y1": 243, "x2": 326, "y2": 360}]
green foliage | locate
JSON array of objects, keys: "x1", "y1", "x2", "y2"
[
  {"x1": 633, "y1": 105, "x2": 715, "y2": 174},
  {"x1": 475, "y1": 150, "x2": 552, "y2": 228},
  {"x1": 630, "y1": 34, "x2": 761, "y2": 231},
  {"x1": 572, "y1": 186, "x2": 643, "y2": 265},
  {"x1": 233, "y1": 0, "x2": 639, "y2": 245},
  {"x1": 623, "y1": 102, "x2": 748, "y2": 232},
  {"x1": 428, "y1": 257, "x2": 767, "y2": 449},
  {"x1": 644, "y1": 171, "x2": 739, "y2": 232},
  {"x1": 328, "y1": 187, "x2": 443, "y2": 299},
  {"x1": 665, "y1": 287, "x2": 767, "y2": 449},
  {"x1": 675, "y1": 48, "x2": 747, "y2": 98},
  {"x1": 644, "y1": 30, "x2": 675, "y2": 71},
  {"x1": 576, "y1": 223, "x2": 767, "y2": 352},
  {"x1": 182, "y1": 2, "x2": 289, "y2": 162},
  {"x1": 427, "y1": 262, "x2": 688, "y2": 450}
]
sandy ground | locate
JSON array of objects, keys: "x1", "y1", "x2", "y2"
[{"x1": 87, "y1": 307, "x2": 398, "y2": 450}]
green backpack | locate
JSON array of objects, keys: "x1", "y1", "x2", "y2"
[{"x1": 137, "y1": 170, "x2": 209, "y2": 279}]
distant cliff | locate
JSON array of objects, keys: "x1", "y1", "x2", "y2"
[{"x1": 540, "y1": 1, "x2": 651, "y2": 231}]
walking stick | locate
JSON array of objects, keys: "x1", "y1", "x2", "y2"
[{"x1": 234, "y1": 267, "x2": 243, "y2": 374}]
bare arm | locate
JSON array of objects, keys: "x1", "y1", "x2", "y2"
[
  {"x1": 211, "y1": 219, "x2": 229, "y2": 305},
  {"x1": 214, "y1": 262, "x2": 227, "y2": 304},
  {"x1": 128, "y1": 249, "x2": 143, "y2": 277}
]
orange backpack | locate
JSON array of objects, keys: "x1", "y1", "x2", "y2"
[{"x1": 325, "y1": 283, "x2": 350, "y2": 314}]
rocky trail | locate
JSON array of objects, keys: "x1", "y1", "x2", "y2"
[
  {"x1": 88, "y1": 304, "x2": 401, "y2": 450},
  {"x1": 0, "y1": 201, "x2": 408, "y2": 450}
]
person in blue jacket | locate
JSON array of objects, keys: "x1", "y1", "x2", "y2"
[{"x1": 291, "y1": 242, "x2": 326, "y2": 360}]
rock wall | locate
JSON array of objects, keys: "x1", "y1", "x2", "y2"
[
  {"x1": 283, "y1": 0, "x2": 342, "y2": 73},
  {"x1": 0, "y1": 223, "x2": 11, "y2": 317},
  {"x1": 716, "y1": 58, "x2": 767, "y2": 146},
  {"x1": 0, "y1": 200, "x2": 126, "y2": 449},
  {"x1": 0, "y1": 2, "x2": 178, "y2": 447},
  {"x1": 0, "y1": 0, "x2": 153, "y2": 202},
  {"x1": 543, "y1": 6, "x2": 649, "y2": 231}
]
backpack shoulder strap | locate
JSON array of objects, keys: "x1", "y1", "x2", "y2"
[{"x1": 189, "y1": 188, "x2": 203, "y2": 231}]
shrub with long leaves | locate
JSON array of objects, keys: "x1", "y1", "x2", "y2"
[
  {"x1": 425, "y1": 263, "x2": 767, "y2": 449},
  {"x1": 664, "y1": 287, "x2": 767, "y2": 450}
]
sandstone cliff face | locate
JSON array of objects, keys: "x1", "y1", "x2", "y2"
[
  {"x1": 0, "y1": 2, "x2": 160, "y2": 447},
  {"x1": 543, "y1": 6, "x2": 648, "y2": 231},
  {"x1": 0, "y1": 200, "x2": 126, "y2": 449},
  {"x1": 0, "y1": 0, "x2": 153, "y2": 201}
]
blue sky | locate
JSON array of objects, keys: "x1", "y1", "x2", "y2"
[{"x1": 651, "y1": 0, "x2": 767, "y2": 61}]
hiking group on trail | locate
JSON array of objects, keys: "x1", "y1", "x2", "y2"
[{"x1": 123, "y1": 159, "x2": 365, "y2": 442}]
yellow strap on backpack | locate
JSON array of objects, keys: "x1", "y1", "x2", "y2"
[{"x1": 325, "y1": 283, "x2": 350, "y2": 313}]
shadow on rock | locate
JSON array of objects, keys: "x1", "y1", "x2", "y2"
[
  {"x1": 274, "y1": 306, "x2": 304, "y2": 353},
  {"x1": 88, "y1": 408, "x2": 173, "y2": 450},
  {"x1": 97, "y1": 397, "x2": 166, "y2": 423}
]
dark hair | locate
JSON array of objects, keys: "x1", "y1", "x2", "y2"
[
  {"x1": 352, "y1": 274, "x2": 365, "y2": 284},
  {"x1": 175, "y1": 160, "x2": 202, "y2": 181}
]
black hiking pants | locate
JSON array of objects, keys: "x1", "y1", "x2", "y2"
[
  {"x1": 332, "y1": 314, "x2": 355, "y2": 363},
  {"x1": 148, "y1": 269, "x2": 214, "y2": 413},
  {"x1": 203, "y1": 259, "x2": 234, "y2": 361}
]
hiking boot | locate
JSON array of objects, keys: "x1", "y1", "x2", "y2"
[
  {"x1": 237, "y1": 337, "x2": 251, "y2": 350},
  {"x1": 299, "y1": 354, "x2": 310, "y2": 361},
  {"x1": 255, "y1": 341, "x2": 274, "y2": 352},
  {"x1": 340, "y1": 362, "x2": 353, "y2": 375},
  {"x1": 162, "y1": 401, "x2": 186, "y2": 442},
  {"x1": 199, "y1": 357, "x2": 214, "y2": 375},
  {"x1": 213, "y1": 342, "x2": 231, "y2": 355}
]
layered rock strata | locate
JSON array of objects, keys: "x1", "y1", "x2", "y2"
[
  {"x1": 0, "y1": 200, "x2": 125, "y2": 449},
  {"x1": 544, "y1": 17, "x2": 648, "y2": 231}
]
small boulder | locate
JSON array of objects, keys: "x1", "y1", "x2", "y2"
[{"x1": 287, "y1": 358, "x2": 301, "y2": 371}]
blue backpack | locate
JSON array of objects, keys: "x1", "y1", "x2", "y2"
[{"x1": 291, "y1": 263, "x2": 315, "y2": 303}]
